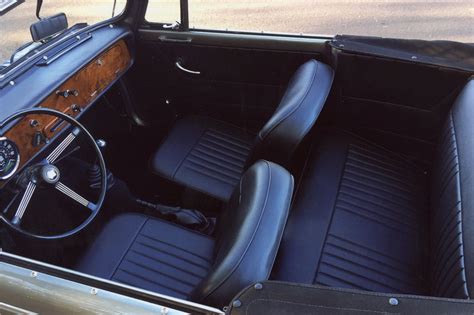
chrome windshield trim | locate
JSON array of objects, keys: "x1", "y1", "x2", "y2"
[
  {"x1": 0, "y1": 27, "x2": 85, "y2": 81},
  {"x1": 0, "y1": 14, "x2": 124, "y2": 84}
]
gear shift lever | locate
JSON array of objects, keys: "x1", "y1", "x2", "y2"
[{"x1": 88, "y1": 139, "x2": 115, "y2": 190}]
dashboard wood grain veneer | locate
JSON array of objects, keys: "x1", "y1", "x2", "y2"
[{"x1": 1, "y1": 40, "x2": 131, "y2": 182}]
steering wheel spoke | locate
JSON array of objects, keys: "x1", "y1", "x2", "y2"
[
  {"x1": 46, "y1": 127, "x2": 81, "y2": 163},
  {"x1": 55, "y1": 181, "x2": 96, "y2": 211},
  {"x1": 1, "y1": 108, "x2": 106, "y2": 239},
  {"x1": 12, "y1": 181, "x2": 36, "y2": 226}
]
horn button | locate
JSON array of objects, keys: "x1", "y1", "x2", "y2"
[{"x1": 40, "y1": 164, "x2": 60, "y2": 184}]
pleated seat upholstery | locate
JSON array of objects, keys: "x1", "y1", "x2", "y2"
[
  {"x1": 151, "y1": 115, "x2": 255, "y2": 201},
  {"x1": 273, "y1": 79, "x2": 474, "y2": 299},
  {"x1": 77, "y1": 160, "x2": 294, "y2": 307},
  {"x1": 150, "y1": 59, "x2": 334, "y2": 201},
  {"x1": 273, "y1": 130, "x2": 430, "y2": 295},
  {"x1": 77, "y1": 213, "x2": 215, "y2": 299}
]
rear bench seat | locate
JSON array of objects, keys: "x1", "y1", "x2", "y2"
[{"x1": 273, "y1": 79, "x2": 474, "y2": 298}]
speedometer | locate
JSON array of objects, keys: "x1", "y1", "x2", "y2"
[{"x1": 0, "y1": 137, "x2": 20, "y2": 180}]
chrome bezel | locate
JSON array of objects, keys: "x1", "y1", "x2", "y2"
[{"x1": 0, "y1": 136, "x2": 20, "y2": 180}]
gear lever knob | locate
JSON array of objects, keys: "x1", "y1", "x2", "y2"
[{"x1": 89, "y1": 138, "x2": 114, "y2": 190}]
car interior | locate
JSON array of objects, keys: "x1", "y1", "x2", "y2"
[{"x1": 0, "y1": 0, "x2": 474, "y2": 311}]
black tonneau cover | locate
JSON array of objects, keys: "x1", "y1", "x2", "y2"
[{"x1": 229, "y1": 281, "x2": 474, "y2": 314}]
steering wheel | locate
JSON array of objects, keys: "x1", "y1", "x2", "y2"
[{"x1": 0, "y1": 108, "x2": 107, "y2": 240}]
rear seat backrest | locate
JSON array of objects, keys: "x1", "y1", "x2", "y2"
[{"x1": 430, "y1": 80, "x2": 474, "y2": 298}]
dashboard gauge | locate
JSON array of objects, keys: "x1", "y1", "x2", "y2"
[{"x1": 0, "y1": 137, "x2": 20, "y2": 180}]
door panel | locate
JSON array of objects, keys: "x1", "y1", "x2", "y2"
[{"x1": 127, "y1": 29, "x2": 329, "y2": 130}]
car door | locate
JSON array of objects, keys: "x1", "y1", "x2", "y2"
[{"x1": 125, "y1": 0, "x2": 331, "y2": 131}]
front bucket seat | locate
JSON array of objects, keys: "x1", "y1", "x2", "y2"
[
  {"x1": 77, "y1": 160, "x2": 294, "y2": 307},
  {"x1": 150, "y1": 59, "x2": 333, "y2": 201}
]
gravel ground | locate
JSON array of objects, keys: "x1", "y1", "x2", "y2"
[{"x1": 1, "y1": 0, "x2": 473, "y2": 62}]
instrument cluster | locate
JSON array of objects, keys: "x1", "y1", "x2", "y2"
[{"x1": 0, "y1": 137, "x2": 20, "y2": 180}]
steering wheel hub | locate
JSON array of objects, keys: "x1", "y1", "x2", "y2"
[{"x1": 41, "y1": 164, "x2": 60, "y2": 184}]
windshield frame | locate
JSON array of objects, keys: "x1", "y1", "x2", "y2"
[{"x1": 0, "y1": 1, "x2": 129, "y2": 86}]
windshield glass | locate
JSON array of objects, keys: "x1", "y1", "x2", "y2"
[{"x1": 0, "y1": 0, "x2": 126, "y2": 69}]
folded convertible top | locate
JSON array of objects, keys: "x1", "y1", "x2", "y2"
[{"x1": 330, "y1": 35, "x2": 474, "y2": 72}]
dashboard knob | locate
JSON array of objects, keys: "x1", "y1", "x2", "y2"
[
  {"x1": 29, "y1": 119, "x2": 39, "y2": 127},
  {"x1": 56, "y1": 89, "x2": 79, "y2": 98},
  {"x1": 71, "y1": 104, "x2": 83, "y2": 113}
]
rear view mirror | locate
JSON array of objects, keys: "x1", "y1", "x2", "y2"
[{"x1": 30, "y1": 13, "x2": 68, "y2": 42}]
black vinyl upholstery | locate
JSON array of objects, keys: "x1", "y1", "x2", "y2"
[
  {"x1": 151, "y1": 60, "x2": 333, "y2": 201},
  {"x1": 151, "y1": 116, "x2": 255, "y2": 201},
  {"x1": 252, "y1": 59, "x2": 335, "y2": 166},
  {"x1": 273, "y1": 130, "x2": 429, "y2": 294},
  {"x1": 77, "y1": 160, "x2": 294, "y2": 306},
  {"x1": 273, "y1": 79, "x2": 474, "y2": 298},
  {"x1": 77, "y1": 213, "x2": 215, "y2": 299},
  {"x1": 430, "y1": 80, "x2": 474, "y2": 298}
]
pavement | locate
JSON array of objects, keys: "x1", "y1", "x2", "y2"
[{"x1": 1, "y1": 0, "x2": 473, "y2": 62}]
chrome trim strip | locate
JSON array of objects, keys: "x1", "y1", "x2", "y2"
[
  {"x1": 0, "y1": 251, "x2": 224, "y2": 315},
  {"x1": 12, "y1": 181, "x2": 36, "y2": 223},
  {"x1": 0, "y1": 302, "x2": 35, "y2": 315},
  {"x1": 55, "y1": 182, "x2": 89, "y2": 208},
  {"x1": 46, "y1": 132, "x2": 76, "y2": 163}
]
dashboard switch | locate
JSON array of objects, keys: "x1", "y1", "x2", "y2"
[
  {"x1": 56, "y1": 89, "x2": 79, "y2": 98},
  {"x1": 32, "y1": 131, "x2": 45, "y2": 147}
]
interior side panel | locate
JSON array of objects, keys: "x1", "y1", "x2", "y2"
[
  {"x1": 332, "y1": 52, "x2": 472, "y2": 162},
  {"x1": 128, "y1": 31, "x2": 328, "y2": 130}
]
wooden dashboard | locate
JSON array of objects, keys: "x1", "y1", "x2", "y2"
[{"x1": 1, "y1": 40, "x2": 131, "y2": 182}]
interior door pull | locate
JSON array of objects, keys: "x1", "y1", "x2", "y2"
[{"x1": 175, "y1": 61, "x2": 201, "y2": 75}]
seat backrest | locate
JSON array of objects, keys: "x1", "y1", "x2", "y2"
[
  {"x1": 248, "y1": 59, "x2": 334, "y2": 167},
  {"x1": 430, "y1": 79, "x2": 474, "y2": 299},
  {"x1": 191, "y1": 160, "x2": 294, "y2": 306}
]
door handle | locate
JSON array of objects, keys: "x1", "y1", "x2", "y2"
[
  {"x1": 162, "y1": 21, "x2": 180, "y2": 30},
  {"x1": 175, "y1": 61, "x2": 201, "y2": 75}
]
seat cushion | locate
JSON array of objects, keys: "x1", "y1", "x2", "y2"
[
  {"x1": 151, "y1": 116, "x2": 255, "y2": 201},
  {"x1": 272, "y1": 130, "x2": 429, "y2": 295},
  {"x1": 77, "y1": 213, "x2": 215, "y2": 300}
]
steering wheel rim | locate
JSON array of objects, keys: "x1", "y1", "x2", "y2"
[{"x1": 0, "y1": 108, "x2": 107, "y2": 240}]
